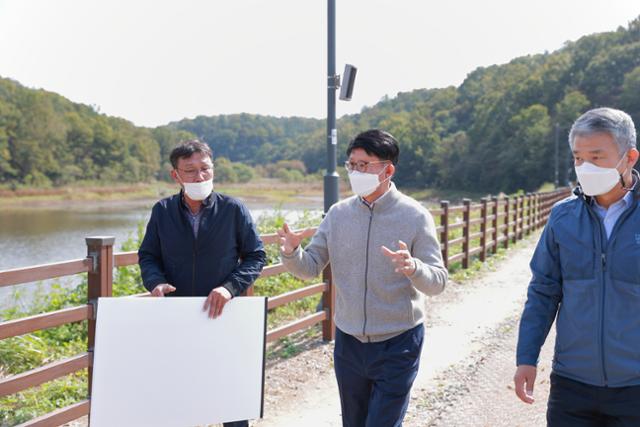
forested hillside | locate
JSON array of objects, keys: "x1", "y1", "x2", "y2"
[
  {"x1": 2, "y1": 16, "x2": 639, "y2": 193},
  {"x1": 0, "y1": 78, "x2": 193, "y2": 187},
  {"x1": 169, "y1": 16, "x2": 640, "y2": 192}
]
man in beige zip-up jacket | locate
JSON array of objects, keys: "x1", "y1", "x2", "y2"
[{"x1": 279, "y1": 129, "x2": 448, "y2": 427}]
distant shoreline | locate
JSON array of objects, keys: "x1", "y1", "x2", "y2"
[
  {"x1": 0, "y1": 179, "x2": 497, "y2": 210},
  {"x1": 0, "y1": 179, "x2": 337, "y2": 210}
]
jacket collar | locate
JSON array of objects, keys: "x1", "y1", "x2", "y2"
[
  {"x1": 357, "y1": 182, "x2": 401, "y2": 212},
  {"x1": 179, "y1": 190, "x2": 215, "y2": 209}
]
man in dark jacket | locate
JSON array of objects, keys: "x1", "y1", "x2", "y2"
[
  {"x1": 514, "y1": 108, "x2": 640, "y2": 426},
  {"x1": 138, "y1": 139, "x2": 266, "y2": 427}
]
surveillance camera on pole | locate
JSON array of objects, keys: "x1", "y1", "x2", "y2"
[{"x1": 339, "y1": 64, "x2": 357, "y2": 101}]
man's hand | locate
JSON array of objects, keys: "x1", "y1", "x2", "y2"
[
  {"x1": 277, "y1": 223, "x2": 314, "y2": 255},
  {"x1": 381, "y1": 240, "x2": 417, "y2": 276},
  {"x1": 203, "y1": 287, "x2": 233, "y2": 319},
  {"x1": 150, "y1": 283, "x2": 176, "y2": 297},
  {"x1": 514, "y1": 365, "x2": 537, "y2": 404}
]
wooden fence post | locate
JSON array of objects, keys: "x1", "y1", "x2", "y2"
[
  {"x1": 491, "y1": 196, "x2": 499, "y2": 254},
  {"x1": 322, "y1": 265, "x2": 335, "y2": 341},
  {"x1": 536, "y1": 193, "x2": 541, "y2": 228},
  {"x1": 520, "y1": 195, "x2": 525, "y2": 240},
  {"x1": 541, "y1": 193, "x2": 549, "y2": 227},
  {"x1": 86, "y1": 236, "x2": 114, "y2": 400},
  {"x1": 440, "y1": 201, "x2": 450, "y2": 269},
  {"x1": 514, "y1": 196, "x2": 521, "y2": 243},
  {"x1": 532, "y1": 194, "x2": 537, "y2": 233},
  {"x1": 462, "y1": 199, "x2": 471, "y2": 269},
  {"x1": 480, "y1": 198, "x2": 488, "y2": 262},
  {"x1": 525, "y1": 193, "x2": 532, "y2": 235},
  {"x1": 503, "y1": 196, "x2": 510, "y2": 249}
]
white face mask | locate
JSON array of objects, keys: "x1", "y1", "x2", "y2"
[
  {"x1": 574, "y1": 155, "x2": 626, "y2": 196},
  {"x1": 348, "y1": 169, "x2": 389, "y2": 198},
  {"x1": 183, "y1": 179, "x2": 213, "y2": 201}
]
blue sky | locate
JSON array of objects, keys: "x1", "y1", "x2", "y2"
[{"x1": 0, "y1": 0, "x2": 638, "y2": 127}]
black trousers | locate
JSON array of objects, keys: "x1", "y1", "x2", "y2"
[
  {"x1": 547, "y1": 373, "x2": 640, "y2": 427},
  {"x1": 333, "y1": 324, "x2": 424, "y2": 427}
]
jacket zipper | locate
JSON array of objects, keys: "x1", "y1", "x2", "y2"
[
  {"x1": 191, "y1": 213, "x2": 205, "y2": 296},
  {"x1": 585, "y1": 194, "x2": 639, "y2": 386},
  {"x1": 585, "y1": 202, "x2": 609, "y2": 386},
  {"x1": 191, "y1": 240, "x2": 197, "y2": 296},
  {"x1": 362, "y1": 206, "x2": 374, "y2": 342},
  {"x1": 600, "y1": 251, "x2": 608, "y2": 386},
  {"x1": 597, "y1": 198, "x2": 638, "y2": 386}
]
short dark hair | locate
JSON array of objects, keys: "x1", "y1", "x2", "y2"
[
  {"x1": 346, "y1": 129, "x2": 400, "y2": 165},
  {"x1": 169, "y1": 139, "x2": 213, "y2": 169}
]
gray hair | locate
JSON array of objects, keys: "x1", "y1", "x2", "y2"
[{"x1": 569, "y1": 107, "x2": 637, "y2": 154}]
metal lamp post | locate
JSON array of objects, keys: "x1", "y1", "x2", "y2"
[
  {"x1": 324, "y1": 0, "x2": 339, "y2": 214},
  {"x1": 325, "y1": 0, "x2": 357, "y2": 213}
]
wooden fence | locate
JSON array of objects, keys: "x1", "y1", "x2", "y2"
[{"x1": 0, "y1": 187, "x2": 571, "y2": 426}]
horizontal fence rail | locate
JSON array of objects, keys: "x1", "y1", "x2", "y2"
[{"x1": 0, "y1": 188, "x2": 571, "y2": 425}]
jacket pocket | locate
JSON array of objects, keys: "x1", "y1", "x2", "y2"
[{"x1": 608, "y1": 238, "x2": 640, "y2": 284}]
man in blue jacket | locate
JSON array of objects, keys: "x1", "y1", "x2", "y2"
[
  {"x1": 514, "y1": 108, "x2": 640, "y2": 426},
  {"x1": 138, "y1": 139, "x2": 266, "y2": 427}
]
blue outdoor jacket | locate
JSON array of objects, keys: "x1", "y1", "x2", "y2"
[
  {"x1": 517, "y1": 186, "x2": 640, "y2": 387},
  {"x1": 138, "y1": 191, "x2": 266, "y2": 297}
]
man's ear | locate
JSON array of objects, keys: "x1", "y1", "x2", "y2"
[
  {"x1": 386, "y1": 163, "x2": 396, "y2": 179},
  {"x1": 627, "y1": 148, "x2": 639, "y2": 169},
  {"x1": 170, "y1": 169, "x2": 182, "y2": 186}
]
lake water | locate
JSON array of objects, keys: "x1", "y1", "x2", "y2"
[{"x1": 0, "y1": 198, "x2": 321, "y2": 310}]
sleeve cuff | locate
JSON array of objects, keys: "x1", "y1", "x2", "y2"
[
  {"x1": 408, "y1": 258, "x2": 420, "y2": 279},
  {"x1": 280, "y1": 245, "x2": 301, "y2": 259},
  {"x1": 516, "y1": 355, "x2": 539, "y2": 366},
  {"x1": 222, "y1": 281, "x2": 238, "y2": 297},
  {"x1": 144, "y1": 277, "x2": 167, "y2": 292}
]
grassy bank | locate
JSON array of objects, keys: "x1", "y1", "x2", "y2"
[
  {"x1": 0, "y1": 182, "x2": 168, "y2": 206},
  {"x1": 0, "y1": 179, "x2": 340, "y2": 208}
]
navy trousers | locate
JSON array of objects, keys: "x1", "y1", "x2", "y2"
[
  {"x1": 334, "y1": 324, "x2": 424, "y2": 427},
  {"x1": 547, "y1": 373, "x2": 640, "y2": 427}
]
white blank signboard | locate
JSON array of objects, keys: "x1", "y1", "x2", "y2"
[{"x1": 90, "y1": 296, "x2": 267, "y2": 427}]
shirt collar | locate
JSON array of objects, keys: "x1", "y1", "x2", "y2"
[
  {"x1": 592, "y1": 189, "x2": 634, "y2": 211},
  {"x1": 590, "y1": 173, "x2": 639, "y2": 210},
  {"x1": 180, "y1": 190, "x2": 213, "y2": 213}
]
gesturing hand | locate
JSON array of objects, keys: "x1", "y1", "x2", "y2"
[
  {"x1": 514, "y1": 365, "x2": 537, "y2": 404},
  {"x1": 381, "y1": 240, "x2": 417, "y2": 276},
  {"x1": 150, "y1": 283, "x2": 176, "y2": 297},
  {"x1": 277, "y1": 223, "x2": 314, "y2": 255},
  {"x1": 203, "y1": 286, "x2": 233, "y2": 319}
]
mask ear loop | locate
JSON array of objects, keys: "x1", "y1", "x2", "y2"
[
  {"x1": 378, "y1": 162, "x2": 393, "y2": 186},
  {"x1": 616, "y1": 151, "x2": 637, "y2": 191},
  {"x1": 621, "y1": 168, "x2": 639, "y2": 191},
  {"x1": 174, "y1": 170, "x2": 188, "y2": 196}
]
